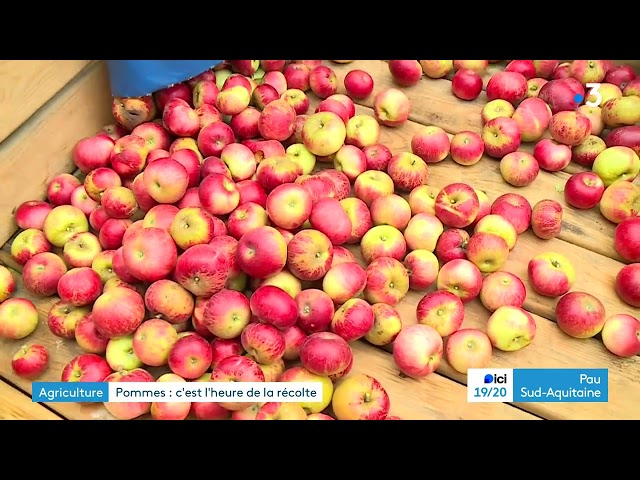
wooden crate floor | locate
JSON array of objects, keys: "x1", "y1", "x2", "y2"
[{"x1": 0, "y1": 60, "x2": 638, "y2": 420}]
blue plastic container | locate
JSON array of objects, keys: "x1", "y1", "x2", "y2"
[{"x1": 106, "y1": 60, "x2": 223, "y2": 98}]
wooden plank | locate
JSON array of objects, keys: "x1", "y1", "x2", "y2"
[
  {"x1": 0, "y1": 61, "x2": 113, "y2": 247},
  {"x1": 349, "y1": 343, "x2": 538, "y2": 420},
  {"x1": 0, "y1": 379, "x2": 62, "y2": 420},
  {"x1": 0, "y1": 60, "x2": 92, "y2": 143},
  {"x1": 309, "y1": 73, "x2": 622, "y2": 262},
  {"x1": 341, "y1": 244, "x2": 640, "y2": 420}
]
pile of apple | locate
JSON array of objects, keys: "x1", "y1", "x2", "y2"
[{"x1": 0, "y1": 59, "x2": 639, "y2": 421}]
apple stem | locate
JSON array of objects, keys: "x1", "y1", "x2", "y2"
[{"x1": 364, "y1": 392, "x2": 371, "y2": 403}]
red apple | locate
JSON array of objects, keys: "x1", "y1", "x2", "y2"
[
  {"x1": 22, "y1": 252, "x2": 67, "y2": 296},
  {"x1": 532, "y1": 138, "x2": 571, "y2": 172},
  {"x1": 14, "y1": 200, "x2": 53, "y2": 231},
  {"x1": 174, "y1": 243, "x2": 232, "y2": 297},
  {"x1": 122, "y1": 227, "x2": 177, "y2": 282},
  {"x1": 11, "y1": 344, "x2": 49, "y2": 379},
  {"x1": 236, "y1": 225, "x2": 287, "y2": 278},
  {"x1": 362, "y1": 144, "x2": 392, "y2": 171},
  {"x1": 168, "y1": 333, "x2": 213, "y2": 379},
  {"x1": 373, "y1": 88, "x2": 411, "y2": 127},
  {"x1": 299, "y1": 332, "x2": 353, "y2": 376},
  {"x1": 250, "y1": 285, "x2": 298, "y2": 330},
  {"x1": 451, "y1": 69, "x2": 483, "y2": 101},
  {"x1": 482, "y1": 116, "x2": 521, "y2": 159},
  {"x1": 533, "y1": 60, "x2": 560, "y2": 79},
  {"x1": 548, "y1": 111, "x2": 592, "y2": 147},
  {"x1": 155, "y1": 82, "x2": 192, "y2": 110},
  {"x1": 613, "y1": 217, "x2": 640, "y2": 263},
  {"x1": 538, "y1": 78, "x2": 585, "y2": 114},
  {"x1": 505, "y1": 60, "x2": 536, "y2": 80},
  {"x1": 530, "y1": 199, "x2": 563, "y2": 240},
  {"x1": 11, "y1": 228, "x2": 52, "y2": 266},
  {"x1": 258, "y1": 99, "x2": 296, "y2": 141},
  {"x1": 46, "y1": 173, "x2": 82, "y2": 206},
  {"x1": 388, "y1": 60, "x2": 422, "y2": 86},
  {"x1": 564, "y1": 171, "x2": 605, "y2": 210},
  {"x1": 262, "y1": 71, "x2": 288, "y2": 95},
  {"x1": 197, "y1": 121, "x2": 236, "y2": 157},
  {"x1": 555, "y1": 291, "x2": 606, "y2": 339},
  {"x1": 210, "y1": 337, "x2": 244, "y2": 369},
  {"x1": 344, "y1": 69, "x2": 374, "y2": 99},
  {"x1": 601, "y1": 314, "x2": 640, "y2": 357},
  {"x1": 72, "y1": 134, "x2": 115, "y2": 173},
  {"x1": 295, "y1": 288, "x2": 335, "y2": 334},
  {"x1": 199, "y1": 172, "x2": 240, "y2": 216},
  {"x1": 393, "y1": 324, "x2": 443, "y2": 378},
  {"x1": 605, "y1": 65, "x2": 636, "y2": 89},
  {"x1": 435, "y1": 228, "x2": 469, "y2": 264},
  {"x1": 241, "y1": 322, "x2": 286, "y2": 364},
  {"x1": 57, "y1": 267, "x2": 102, "y2": 307},
  {"x1": 284, "y1": 63, "x2": 311, "y2": 91},
  {"x1": 61, "y1": 353, "x2": 112, "y2": 382},
  {"x1": 499, "y1": 151, "x2": 539, "y2": 187},
  {"x1": 331, "y1": 373, "x2": 390, "y2": 420},
  {"x1": 330, "y1": 298, "x2": 375, "y2": 342},
  {"x1": 436, "y1": 258, "x2": 483, "y2": 303},
  {"x1": 615, "y1": 264, "x2": 640, "y2": 307},
  {"x1": 480, "y1": 271, "x2": 527, "y2": 312},
  {"x1": 527, "y1": 252, "x2": 575, "y2": 298},
  {"x1": 411, "y1": 126, "x2": 451, "y2": 164},
  {"x1": 309, "y1": 197, "x2": 352, "y2": 246},
  {"x1": 210, "y1": 355, "x2": 265, "y2": 411},
  {"x1": 490, "y1": 193, "x2": 532, "y2": 234},
  {"x1": 131, "y1": 122, "x2": 171, "y2": 152},
  {"x1": 450, "y1": 131, "x2": 484, "y2": 166},
  {"x1": 309, "y1": 65, "x2": 338, "y2": 98},
  {"x1": 435, "y1": 183, "x2": 480, "y2": 228},
  {"x1": 486, "y1": 71, "x2": 528, "y2": 105},
  {"x1": 416, "y1": 289, "x2": 464, "y2": 337},
  {"x1": 252, "y1": 84, "x2": 280, "y2": 110}
]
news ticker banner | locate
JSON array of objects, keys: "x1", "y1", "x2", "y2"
[
  {"x1": 31, "y1": 382, "x2": 323, "y2": 403},
  {"x1": 31, "y1": 369, "x2": 608, "y2": 404},
  {"x1": 467, "y1": 368, "x2": 608, "y2": 403}
]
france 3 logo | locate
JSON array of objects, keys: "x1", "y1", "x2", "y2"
[{"x1": 484, "y1": 373, "x2": 508, "y2": 384}]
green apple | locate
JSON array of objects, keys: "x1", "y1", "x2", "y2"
[
  {"x1": 106, "y1": 335, "x2": 143, "y2": 371},
  {"x1": 286, "y1": 143, "x2": 316, "y2": 175},
  {"x1": 226, "y1": 271, "x2": 248, "y2": 292},
  {"x1": 592, "y1": 146, "x2": 640, "y2": 186},
  {"x1": 601, "y1": 95, "x2": 640, "y2": 128},
  {"x1": 215, "y1": 69, "x2": 233, "y2": 90},
  {"x1": 301, "y1": 111, "x2": 347, "y2": 157},
  {"x1": 43, "y1": 205, "x2": 90, "y2": 247}
]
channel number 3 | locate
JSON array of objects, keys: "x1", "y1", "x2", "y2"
[{"x1": 585, "y1": 83, "x2": 602, "y2": 107}]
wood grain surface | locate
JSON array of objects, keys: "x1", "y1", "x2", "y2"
[
  {"x1": 0, "y1": 61, "x2": 113, "y2": 247},
  {"x1": 0, "y1": 60, "x2": 92, "y2": 143}
]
